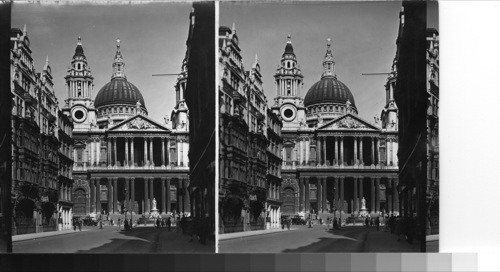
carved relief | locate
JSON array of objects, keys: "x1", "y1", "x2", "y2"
[{"x1": 125, "y1": 118, "x2": 159, "y2": 130}]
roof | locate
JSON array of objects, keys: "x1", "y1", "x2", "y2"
[
  {"x1": 304, "y1": 76, "x2": 356, "y2": 108},
  {"x1": 94, "y1": 78, "x2": 146, "y2": 109}
]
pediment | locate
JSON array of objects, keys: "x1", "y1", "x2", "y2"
[
  {"x1": 109, "y1": 115, "x2": 169, "y2": 132},
  {"x1": 317, "y1": 114, "x2": 380, "y2": 131}
]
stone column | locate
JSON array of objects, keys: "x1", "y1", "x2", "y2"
[
  {"x1": 375, "y1": 177, "x2": 380, "y2": 213},
  {"x1": 305, "y1": 138, "x2": 310, "y2": 164},
  {"x1": 334, "y1": 136, "x2": 338, "y2": 165},
  {"x1": 166, "y1": 178, "x2": 171, "y2": 212},
  {"x1": 143, "y1": 138, "x2": 148, "y2": 166},
  {"x1": 393, "y1": 177, "x2": 399, "y2": 214},
  {"x1": 371, "y1": 177, "x2": 375, "y2": 213},
  {"x1": 385, "y1": 139, "x2": 390, "y2": 165},
  {"x1": 96, "y1": 140, "x2": 101, "y2": 165},
  {"x1": 334, "y1": 177, "x2": 339, "y2": 206},
  {"x1": 149, "y1": 138, "x2": 154, "y2": 166},
  {"x1": 167, "y1": 138, "x2": 171, "y2": 166},
  {"x1": 376, "y1": 138, "x2": 381, "y2": 165},
  {"x1": 371, "y1": 137, "x2": 375, "y2": 165},
  {"x1": 316, "y1": 138, "x2": 321, "y2": 165},
  {"x1": 184, "y1": 179, "x2": 190, "y2": 214},
  {"x1": 353, "y1": 176, "x2": 358, "y2": 212},
  {"x1": 161, "y1": 138, "x2": 166, "y2": 167},
  {"x1": 95, "y1": 178, "x2": 101, "y2": 214},
  {"x1": 322, "y1": 178, "x2": 327, "y2": 213},
  {"x1": 113, "y1": 178, "x2": 118, "y2": 213},
  {"x1": 113, "y1": 138, "x2": 117, "y2": 167},
  {"x1": 389, "y1": 139, "x2": 394, "y2": 166},
  {"x1": 125, "y1": 137, "x2": 129, "y2": 167},
  {"x1": 359, "y1": 137, "x2": 364, "y2": 165},
  {"x1": 107, "y1": 139, "x2": 111, "y2": 166},
  {"x1": 131, "y1": 177, "x2": 135, "y2": 214},
  {"x1": 340, "y1": 137, "x2": 344, "y2": 165},
  {"x1": 317, "y1": 178, "x2": 322, "y2": 213},
  {"x1": 388, "y1": 178, "x2": 393, "y2": 214},
  {"x1": 144, "y1": 178, "x2": 149, "y2": 213},
  {"x1": 178, "y1": 179, "x2": 184, "y2": 213},
  {"x1": 161, "y1": 177, "x2": 166, "y2": 214},
  {"x1": 354, "y1": 137, "x2": 358, "y2": 165},
  {"x1": 299, "y1": 177, "x2": 304, "y2": 212},
  {"x1": 298, "y1": 139, "x2": 303, "y2": 165},
  {"x1": 305, "y1": 177, "x2": 310, "y2": 213},
  {"x1": 149, "y1": 178, "x2": 154, "y2": 210},
  {"x1": 125, "y1": 177, "x2": 130, "y2": 211},
  {"x1": 108, "y1": 179, "x2": 112, "y2": 213},
  {"x1": 340, "y1": 177, "x2": 345, "y2": 213},
  {"x1": 359, "y1": 177, "x2": 363, "y2": 207},
  {"x1": 322, "y1": 137, "x2": 327, "y2": 165},
  {"x1": 130, "y1": 137, "x2": 135, "y2": 166}
]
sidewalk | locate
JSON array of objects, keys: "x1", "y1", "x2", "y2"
[
  {"x1": 219, "y1": 227, "x2": 297, "y2": 241},
  {"x1": 13, "y1": 228, "x2": 89, "y2": 242}
]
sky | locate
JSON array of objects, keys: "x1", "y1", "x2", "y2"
[
  {"x1": 12, "y1": 2, "x2": 192, "y2": 123},
  {"x1": 221, "y1": 1, "x2": 439, "y2": 122}
]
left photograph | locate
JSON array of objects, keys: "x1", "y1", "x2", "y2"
[{"x1": 7, "y1": 2, "x2": 215, "y2": 253}]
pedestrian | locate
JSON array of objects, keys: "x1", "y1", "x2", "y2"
[
  {"x1": 281, "y1": 217, "x2": 285, "y2": 230},
  {"x1": 286, "y1": 218, "x2": 291, "y2": 230},
  {"x1": 167, "y1": 217, "x2": 172, "y2": 232},
  {"x1": 156, "y1": 218, "x2": 160, "y2": 229},
  {"x1": 365, "y1": 217, "x2": 369, "y2": 228},
  {"x1": 375, "y1": 216, "x2": 380, "y2": 231},
  {"x1": 73, "y1": 218, "x2": 77, "y2": 231},
  {"x1": 78, "y1": 219, "x2": 82, "y2": 231}
]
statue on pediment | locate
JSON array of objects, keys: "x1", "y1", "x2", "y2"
[{"x1": 127, "y1": 118, "x2": 155, "y2": 130}]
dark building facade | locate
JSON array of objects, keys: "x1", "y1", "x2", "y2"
[
  {"x1": 184, "y1": 2, "x2": 216, "y2": 241},
  {"x1": 393, "y1": 1, "x2": 429, "y2": 252}
]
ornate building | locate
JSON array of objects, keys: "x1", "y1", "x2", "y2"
[
  {"x1": 271, "y1": 36, "x2": 399, "y2": 221},
  {"x1": 63, "y1": 37, "x2": 190, "y2": 221},
  {"x1": 57, "y1": 110, "x2": 74, "y2": 230},
  {"x1": 426, "y1": 28, "x2": 439, "y2": 235},
  {"x1": 219, "y1": 24, "x2": 283, "y2": 233},
  {"x1": 10, "y1": 26, "x2": 62, "y2": 234}
]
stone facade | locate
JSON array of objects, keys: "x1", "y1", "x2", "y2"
[
  {"x1": 10, "y1": 25, "x2": 66, "y2": 234},
  {"x1": 219, "y1": 24, "x2": 283, "y2": 233},
  {"x1": 271, "y1": 35, "x2": 399, "y2": 223},
  {"x1": 62, "y1": 38, "x2": 191, "y2": 222}
]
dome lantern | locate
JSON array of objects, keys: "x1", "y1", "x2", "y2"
[
  {"x1": 322, "y1": 37, "x2": 336, "y2": 78},
  {"x1": 112, "y1": 38, "x2": 126, "y2": 79}
]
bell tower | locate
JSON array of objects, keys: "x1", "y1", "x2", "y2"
[
  {"x1": 62, "y1": 36, "x2": 96, "y2": 130},
  {"x1": 272, "y1": 35, "x2": 306, "y2": 129}
]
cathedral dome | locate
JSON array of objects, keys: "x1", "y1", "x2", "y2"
[
  {"x1": 304, "y1": 76, "x2": 356, "y2": 108},
  {"x1": 94, "y1": 78, "x2": 146, "y2": 109}
]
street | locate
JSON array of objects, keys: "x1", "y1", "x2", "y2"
[
  {"x1": 13, "y1": 226, "x2": 214, "y2": 253},
  {"x1": 219, "y1": 225, "x2": 420, "y2": 253}
]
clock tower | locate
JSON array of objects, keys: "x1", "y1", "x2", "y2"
[
  {"x1": 62, "y1": 36, "x2": 97, "y2": 130},
  {"x1": 271, "y1": 35, "x2": 306, "y2": 130}
]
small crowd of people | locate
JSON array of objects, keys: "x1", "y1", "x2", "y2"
[
  {"x1": 325, "y1": 216, "x2": 341, "y2": 230},
  {"x1": 280, "y1": 217, "x2": 291, "y2": 230},
  {"x1": 72, "y1": 218, "x2": 83, "y2": 231}
]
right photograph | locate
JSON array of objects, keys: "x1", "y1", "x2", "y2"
[{"x1": 218, "y1": 1, "x2": 438, "y2": 253}]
